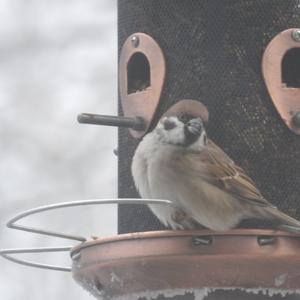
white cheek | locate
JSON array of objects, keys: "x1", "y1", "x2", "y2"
[
  {"x1": 156, "y1": 122, "x2": 164, "y2": 130},
  {"x1": 155, "y1": 120, "x2": 185, "y2": 145},
  {"x1": 170, "y1": 127, "x2": 185, "y2": 144}
]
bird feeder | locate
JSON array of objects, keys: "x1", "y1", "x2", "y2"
[
  {"x1": 2, "y1": 1, "x2": 300, "y2": 300},
  {"x1": 115, "y1": 1, "x2": 300, "y2": 299}
]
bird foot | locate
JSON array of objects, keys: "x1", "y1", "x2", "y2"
[{"x1": 172, "y1": 210, "x2": 188, "y2": 223}]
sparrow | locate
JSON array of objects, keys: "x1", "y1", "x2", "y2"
[{"x1": 131, "y1": 115, "x2": 300, "y2": 232}]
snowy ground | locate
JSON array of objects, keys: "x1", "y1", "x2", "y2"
[{"x1": 0, "y1": 1, "x2": 117, "y2": 299}]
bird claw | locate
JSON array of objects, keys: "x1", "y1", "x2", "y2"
[{"x1": 172, "y1": 210, "x2": 188, "y2": 223}]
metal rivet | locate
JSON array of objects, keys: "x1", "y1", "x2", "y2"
[
  {"x1": 71, "y1": 251, "x2": 81, "y2": 262},
  {"x1": 292, "y1": 112, "x2": 300, "y2": 128},
  {"x1": 131, "y1": 36, "x2": 139, "y2": 48},
  {"x1": 292, "y1": 29, "x2": 300, "y2": 42},
  {"x1": 192, "y1": 236, "x2": 212, "y2": 246},
  {"x1": 257, "y1": 235, "x2": 275, "y2": 246}
]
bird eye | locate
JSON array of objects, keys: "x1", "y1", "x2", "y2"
[
  {"x1": 163, "y1": 119, "x2": 176, "y2": 130},
  {"x1": 178, "y1": 114, "x2": 193, "y2": 124}
]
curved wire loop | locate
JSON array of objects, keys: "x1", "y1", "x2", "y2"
[
  {"x1": 1, "y1": 247, "x2": 73, "y2": 272},
  {"x1": 0, "y1": 198, "x2": 172, "y2": 272}
]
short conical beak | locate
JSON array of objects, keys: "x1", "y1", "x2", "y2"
[{"x1": 185, "y1": 120, "x2": 203, "y2": 136}]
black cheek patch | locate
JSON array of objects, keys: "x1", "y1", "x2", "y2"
[{"x1": 164, "y1": 119, "x2": 176, "y2": 130}]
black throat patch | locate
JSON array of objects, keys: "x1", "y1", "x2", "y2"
[{"x1": 183, "y1": 125, "x2": 200, "y2": 147}]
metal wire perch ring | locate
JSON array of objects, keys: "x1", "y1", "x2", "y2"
[{"x1": 0, "y1": 198, "x2": 172, "y2": 272}]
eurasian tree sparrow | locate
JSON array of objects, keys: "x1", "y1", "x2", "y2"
[{"x1": 131, "y1": 115, "x2": 300, "y2": 232}]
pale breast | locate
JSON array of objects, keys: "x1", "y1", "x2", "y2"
[{"x1": 132, "y1": 134, "x2": 246, "y2": 230}]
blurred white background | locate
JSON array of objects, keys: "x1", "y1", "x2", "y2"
[{"x1": 0, "y1": 0, "x2": 117, "y2": 299}]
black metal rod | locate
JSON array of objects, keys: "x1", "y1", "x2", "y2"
[{"x1": 77, "y1": 113, "x2": 145, "y2": 131}]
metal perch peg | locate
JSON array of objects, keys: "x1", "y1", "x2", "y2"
[{"x1": 77, "y1": 113, "x2": 146, "y2": 131}]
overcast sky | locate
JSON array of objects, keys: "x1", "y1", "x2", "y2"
[{"x1": 0, "y1": 1, "x2": 117, "y2": 299}]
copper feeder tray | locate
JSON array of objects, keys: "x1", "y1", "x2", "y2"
[{"x1": 71, "y1": 229, "x2": 300, "y2": 299}]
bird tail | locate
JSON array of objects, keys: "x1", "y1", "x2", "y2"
[{"x1": 264, "y1": 206, "x2": 300, "y2": 234}]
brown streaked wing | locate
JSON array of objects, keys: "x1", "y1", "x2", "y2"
[{"x1": 175, "y1": 140, "x2": 274, "y2": 208}]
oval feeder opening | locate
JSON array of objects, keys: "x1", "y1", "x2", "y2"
[
  {"x1": 262, "y1": 28, "x2": 300, "y2": 134},
  {"x1": 127, "y1": 52, "x2": 151, "y2": 94},
  {"x1": 119, "y1": 33, "x2": 166, "y2": 138},
  {"x1": 282, "y1": 48, "x2": 300, "y2": 88}
]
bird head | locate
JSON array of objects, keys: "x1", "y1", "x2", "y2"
[{"x1": 155, "y1": 115, "x2": 207, "y2": 148}]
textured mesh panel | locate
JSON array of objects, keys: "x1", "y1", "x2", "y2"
[{"x1": 118, "y1": 0, "x2": 300, "y2": 234}]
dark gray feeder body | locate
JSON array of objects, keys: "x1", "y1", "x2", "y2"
[{"x1": 118, "y1": 1, "x2": 300, "y2": 299}]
